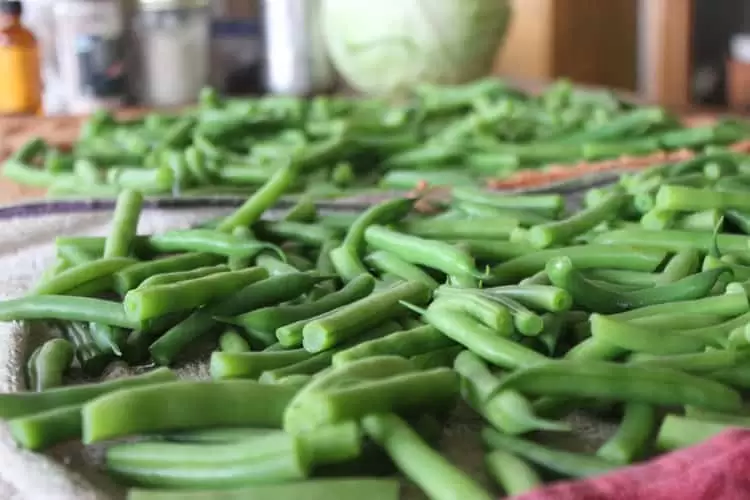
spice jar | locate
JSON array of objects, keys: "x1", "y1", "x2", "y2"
[
  {"x1": 0, "y1": 0, "x2": 42, "y2": 115},
  {"x1": 135, "y1": 0, "x2": 211, "y2": 107},
  {"x1": 54, "y1": 0, "x2": 128, "y2": 114}
]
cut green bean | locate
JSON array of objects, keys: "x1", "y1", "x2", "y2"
[
  {"x1": 124, "y1": 267, "x2": 268, "y2": 322},
  {"x1": 482, "y1": 427, "x2": 617, "y2": 478},
  {"x1": 490, "y1": 245, "x2": 667, "y2": 284},
  {"x1": 498, "y1": 360, "x2": 742, "y2": 412},
  {"x1": 126, "y1": 479, "x2": 400, "y2": 500},
  {"x1": 83, "y1": 380, "x2": 300, "y2": 443},
  {"x1": 302, "y1": 281, "x2": 430, "y2": 353},
  {"x1": 364, "y1": 414, "x2": 493, "y2": 500},
  {"x1": 528, "y1": 190, "x2": 625, "y2": 248},
  {"x1": 115, "y1": 253, "x2": 225, "y2": 294},
  {"x1": 485, "y1": 450, "x2": 542, "y2": 496},
  {"x1": 596, "y1": 402, "x2": 656, "y2": 464},
  {"x1": 104, "y1": 189, "x2": 144, "y2": 258}
]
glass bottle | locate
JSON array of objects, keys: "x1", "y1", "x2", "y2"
[{"x1": 0, "y1": 0, "x2": 42, "y2": 115}]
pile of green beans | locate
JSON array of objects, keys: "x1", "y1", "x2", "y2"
[
  {"x1": 5, "y1": 79, "x2": 750, "y2": 199},
  {"x1": 9, "y1": 145, "x2": 750, "y2": 499}
]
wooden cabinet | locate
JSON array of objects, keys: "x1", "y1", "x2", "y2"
[{"x1": 494, "y1": 0, "x2": 638, "y2": 91}]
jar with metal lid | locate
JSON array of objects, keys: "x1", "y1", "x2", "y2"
[
  {"x1": 261, "y1": 0, "x2": 335, "y2": 96},
  {"x1": 54, "y1": 0, "x2": 128, "y2": 113},
  {"x1": 135, "y1": 0, "x2": 211, "y2": 107}
]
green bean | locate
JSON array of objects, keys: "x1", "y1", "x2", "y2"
[
  {"x1": 330, "y1": 198, "x2": 414, "y2": 282},
  {"x1": 459, "y1": 240, "x2": 535, "y2": 263},
  {"x1": 419, "y1": 301, "x2": 548, "y2": 369},
  {"x1": 302, "y1": 281, "x2": 430, "y2": 353},
  {"x1": 547, "y1": 257, "x2": 728, "y2": 314},
  {"x1": 124, "y1": 267, "x2": 268, "y2": 322},
  {"x1": 364, "y1": 414, "x2": 493, "y2": 500},
  {"x1": 3, "y1": 160, "x2": 61, "y2": 187},
  {"x1": 219, "y1": 330, "x2": 251, "y2": 353},
  {"x1": 115, "y1": 253, "x2": 225, "y2": 294},
  {"x1": 364, "y1": 251, "x2": 439, "y2": 290},
  {"x1": 380, "y1": 169, "x2": 476, "y2": 189},
  {"x1": 590, "y1": 314, "x2": 707, "y2": 354},
  {"x1": 725, "y1": 210, "x2": 750, "y2": 234},
  {"x1": 149, "y1": 229, "x2": 283, "y2": 260},
  {"x1": 83, "y1": 380, "x2": 300, "y2": 443},
  {"x1": 315, "y1": 238, "x2": 339, "y2": 276},
  {"x1": 564, "y1": 336, "x2": 625, "y2": 362},
  {"x1": 498, "y1": 360, "x2": 742, "y2": 412},
  {"x1": 26, "y1": 338, "x2": 74, "y2": 391},
  {"x1": 260, "y1": 352, "x2": 336, "y2": 383},
  {"x1": 62, "y1": 322, "x2": 115, "y2": 376},
  {"x1": 490, "y1": 245, "x2": 667, "y2": 284},
  {"x1": 452, "y1": 187, "x2": 564, "y2": 218},
  {"x1": 0, "y1": 295, "x2": 137, "y2": 329},
  {"x1": 677, "y1": 209, "x2": 724, "y2": 232},
  {"x1": 217, "y1": 166, "x2": 274, "y2": 185},
  {"x1": 678, "y1": 311, "x2": 750, "y2": 346},
  {"x1": 629, "y1": 349, "x2": 749, "y2": 373},
  {"x1": 640, "y1": 208, "x2": 676, "y2": 230},
  {"x1": 107, "y1": 429, "x2": 311, "y2": 473},
  {"x1": 256, "y1": 254, "x2": 300, "y2": 276},
  {"x1": 659, "y1": 248, "x2": 702, "y2": 284},
  {"x1": 137, "y1": 265, "x2": 230, "y2": 289},
  {"x1": 433, "y1": 287, "x2": 516, "y2": 334},
  {"x1": 106, "y1": 166, "x2": 175, "y2": 194},
  {"x1": 32, "y1": 257, "x2": 136, "y2": 296},
  {"x1": 217, "y1": 159, "x2": 298, "y2": 232},
  {"x1": 288, "y1": 368, "x2": 458, "y2": 432},
  {"x1": 528, "y1": 190, "x2": 625, "y2": 248},
  {"x1": 332, "y1": 325, "x2": 451, "y2": 367},
  {"x1": 455, "y1": 350, "x2": 569, "y2": 434},
  {"x1": 57, "y1": 244, "x2": 96, "y2": 267},
  {"x1": 592, "y1": 228, "x2": 750, "y2": 254},
  {"x1": 485, "y1": 450, "x2": 542, "y2": 496},
  {"x1": 519, "y1": 270, "x2": 551, "y2": 286},
  {"x1": 149, "y1": 272, "x2": 320, "y2": 366},
  {"x1": 126, "y1": 479, "x2": 400, "y2": 500},
  {"x1": 11, "y1": 137, "x2": 46, "y2": 163},
  {"x1": 257, "y1": 221, "x2": 340, "y2": 248},
  {"x1": 233, "y1": 274, "x2": 375, "y2": 345},
  {"x1": 607, "y1": 291, "x2": 749, "y2": 321},
  {"x1": 481, "y1": 428, "x2": 617, "y2": 478},
  {"x1": 399, "y1": 217, "x2": 519, "y2": 240},
  {"x1": 284, "y1": 195, "x2": 317, "y2": 223},
  {"x1": 582, "y1": 138, "x2": 660, "y2": 159},
  {"x1": 108, "y1": 447, "x2": 309, "y2": 489},
  {"x1": 456, "y1": 202, "x2": 552, "y2": 226},
  {"x1": 483, "y1": 285, "x2": 573, "y2": 313},
  {"x1": 656, "y1": 184, "x2": 750, "y2": 213},
  {"x1": 104, "y1": 189, "x2": 144, "y2": 258},
  {"x1": 7, "y1": 404, "x2": 83, "y2": 450},
  {"x1": 0, "y1": 367, "x2": 175, "y2": 421},
  {"x1": 628, "y1": 313, "x2": 725, "y2": 331},
  {"x1": 410, "y1": 345, "x2": 462, "y2": 369},
  {"x1": 656, "y1": 414, "x2": 738, "y2": 451},
  {"x1": 211, "y1": 349, "x2": 313, "y2": 380},
  {"x1": 596, "y1": 403, "x2": 656, "y2": 464},
  {"x1": 582, "y1": 269, "x2": 659, "y2": 288},
  {"x1": 365, "y1": 225, "x2": 483, "y2": 281}
]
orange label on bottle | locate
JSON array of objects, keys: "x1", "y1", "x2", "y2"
[{"x1": 0, "y1": 46, "x2": 42, "y2": 115}]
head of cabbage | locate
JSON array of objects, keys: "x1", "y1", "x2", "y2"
[{"x1": 321, "y1": 0, "x2": 512, "y2": 97}]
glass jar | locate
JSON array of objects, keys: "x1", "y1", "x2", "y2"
[{"x1": 136, "y1": 0, "x2": 211, "y2": 107}]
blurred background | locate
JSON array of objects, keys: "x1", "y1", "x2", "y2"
[{"x1": 4, "y1": 0, "x2": 750, "y2": 116}]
